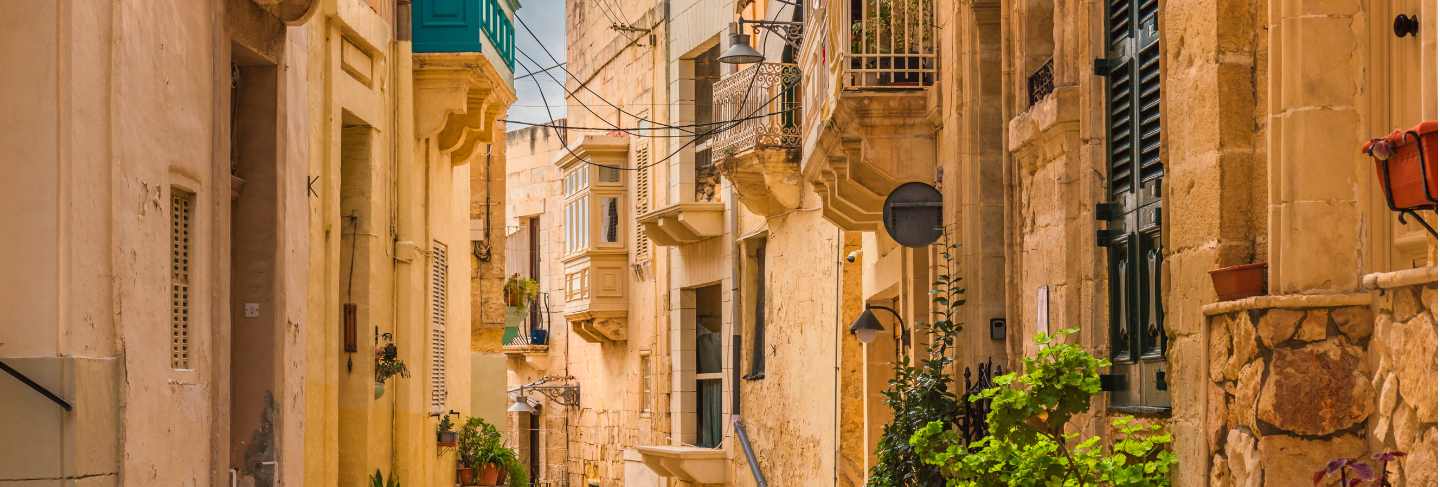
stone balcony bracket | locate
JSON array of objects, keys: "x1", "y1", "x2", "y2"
[
  {"x1": 413, "y1": 53, "x2": 518, "y2": 165},
  {"x1": 567, "y1": 310, "x2": 628, "y2": 343},
  {"x1": 635, "y1": 445, "x2": 728, "y2": 486},
  {"x1": 801, "y1": 91, "x2": 937, "y2": 231},
  {"x1": 1007, "y1": 85, "x2": 1081, "y2": 166},
  {"x1": 251, "y1": 0, "x2": 319, "y2": 24},
  {"x1": 718, "y1": 149, "x2": 802, "y2": 217},
  {"x1": 637, "y1": 202, "x2": 726, "y2": 246}
]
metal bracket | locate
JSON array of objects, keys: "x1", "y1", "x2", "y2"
[{"x1": 740, "y1": 19, "x2": 804, "y2": 51}]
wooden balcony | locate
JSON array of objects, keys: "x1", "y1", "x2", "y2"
[
  {"x1": 712, "y1": 62, "x2": 804, "y2": 217},
  {"x1": 798, "y1": 0, "x2": 939, "y2": 231}
]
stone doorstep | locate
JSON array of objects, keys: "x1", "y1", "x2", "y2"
[{"x1": 1201, "y1": 292, "x2": 1372, "y2": 317}]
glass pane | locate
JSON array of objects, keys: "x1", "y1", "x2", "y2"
[
  {"x1": 697, "y1": 379, "x2": 722, "y2": 448},
  {"x1": 598, "y1": 166, "x2": 621, "y2": 183},
  {"x1": 603, "y1": 197, "x2": 619, "y2": 243},
  {"x1": 696, "y1": 316, "x2": 722, "y2": 374}
]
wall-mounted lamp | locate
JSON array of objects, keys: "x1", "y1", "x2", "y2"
[{"x1": 848, "y1": 305, "x2": 906, "y2": 347}]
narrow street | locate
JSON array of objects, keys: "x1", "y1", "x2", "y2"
[{"x1": 0, "y1": 0, "x2": 1436, "y2": 486}]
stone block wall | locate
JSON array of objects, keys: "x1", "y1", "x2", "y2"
[{"x1": 1205, "y1": 269, "x2": 1437, "y2": 486}]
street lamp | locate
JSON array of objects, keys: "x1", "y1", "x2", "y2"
[
  {"x1": 507, "y1": 394, "x2": 537, "y2": 414},
  {"x1": 849, "y1": 305, "x2": 905, "y2": 346},
  {"x1": 719, "y1": 32, "x2": 764, "y2": 65},
  {"x1": 718, "y1": 20, "x2": 804, "y2": 65}
]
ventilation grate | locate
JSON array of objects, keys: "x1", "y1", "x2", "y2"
[
  {"x1": 430, "y1": 241, "x2": 449, "y2": 410},
  {"x1": 170, "y1": 189, "x2": 195, "y2": 370}
]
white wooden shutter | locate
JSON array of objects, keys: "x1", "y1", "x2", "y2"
[{"x1": 430, "y1": 241, "x2": 449, "y2": 410}]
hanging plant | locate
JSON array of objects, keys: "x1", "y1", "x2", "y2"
[
  {"x1": 375, "y1": 342, "x2": 409, "y2": 385},
  {"x1": 503, "y1": 273, "x2": 541, "y2": 311}
]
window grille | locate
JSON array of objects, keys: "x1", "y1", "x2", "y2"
[
  {"x1": 1027, "y1": 58, "x2": 1055, "y2": 106},
  {"x1": 170, "y1": 189, "x2": 195, "y2": 370},
  {"x1": 430, "y1": 241, "x2": 449, "y2": 410}
]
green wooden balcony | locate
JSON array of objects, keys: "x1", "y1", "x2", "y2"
[{"x1": 413, "y1": 0, "x2": 516, "y2": 69}]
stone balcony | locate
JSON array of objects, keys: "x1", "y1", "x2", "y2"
[
  {"x1": 712, "y1": 62, "x2": 803, "y2": 217},
  {"x1": 634, "y1": 445, "x2": 727, "y2": 486},
  {"x1": 797, "y1": 0, "x2": 939, "y2": 231},
  {"x1": 637, "y1": 202, "x2": 726, "y2": 246}
]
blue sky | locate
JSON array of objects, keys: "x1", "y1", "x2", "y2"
[{"x1": 509, "y1": 0, "x2": 568, "y2": 127}]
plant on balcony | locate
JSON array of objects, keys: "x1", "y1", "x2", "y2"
[
  {"x1": 458, "y1": 417, "x2": 528, "y2": 487},
  {"x1": 437, "y1": 414, "x2": 459, "y2": 448},
  {"x1": 865, "y1": 243, "x2": 965, "y2": 487},
  {"x1": 503, "y1": 274, "x2": 540, "y2": 311},
  {"x1": 910, "y1": 329, "x2": 1177, "y2": 486}
]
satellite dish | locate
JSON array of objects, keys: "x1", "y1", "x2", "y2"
[{"x1": 882, "y1": 182, "x2": 943, "y2": 247}]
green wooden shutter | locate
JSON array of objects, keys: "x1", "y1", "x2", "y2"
[{"x1": 1100, "y1": 0, "x2": 1168, "y2": 411}]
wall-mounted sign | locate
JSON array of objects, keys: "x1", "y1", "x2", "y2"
[
  {"x1": 881, "y1": 182, "x2": 944, "y2": 247},
  {"x1": 1036, "y1": 286, "x2": 1049, "y2": 335}
]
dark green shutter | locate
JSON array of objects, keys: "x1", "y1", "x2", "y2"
[{"x1": 1101, "y1": 0, "x2": 1168, "y2": 411}]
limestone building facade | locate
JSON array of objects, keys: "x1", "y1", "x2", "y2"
[
  {"x1": 507, "y1": 0, "x2": 1438, "y2": 485},
  {"x1": 0, "y1": 0, "x2": 516, "y2": 485}
]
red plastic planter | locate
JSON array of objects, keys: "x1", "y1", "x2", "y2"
[
  {"x1": 1210, "y1": 262, "x2": 1267, "y2": 301},
  {"x1": 1363, "y1": 120, "x2": 1437, "y2": 211}
]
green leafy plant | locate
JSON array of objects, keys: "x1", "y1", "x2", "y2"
[
  {"x1": 910, "y1": 329, "x2": 1177, "y2": 486},
  {"x1": 369, "y1": 469, "x2": 399, "y2": 487},
  {"x1": 865, "y1": 243, "x2": 966, "y2": 487},
  {"x1": 374, "y1": 342, "x2": 409, "y2": 384},
  {"x1": 457, "y1": 417, "x2": 529, "y2": 487},
  {"x1": 503, "y1": 274, "x2": 541, "y2": 311}
]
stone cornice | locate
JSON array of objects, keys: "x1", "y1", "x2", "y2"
[{"x1": 413, "y1": 53, "x2": 518, "y2": 164}]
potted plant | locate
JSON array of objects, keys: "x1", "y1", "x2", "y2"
[
  {"x1": 373, "y1": 341, "x2": 408, "y2": 399},
  {"x1": 503, "y1": 274, "x2": 540, "y2": 311},
  {"x1": 457, "y1": 417, "x2": 528, "y2": 486},
  {"x1": 369, "y1": 469, "x2": 399, "y2": 487},
  {"x1": 1210, "y1": 262, "x2": 1267, "y2": 301},
  {"x1": 1363, "y1": 120, "x2": 1437, "y2": 236},
  {"x1": 437, "y1": 415, "x2": 458, "y2": 448}
]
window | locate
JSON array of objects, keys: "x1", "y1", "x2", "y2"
[
  {"x1": 602, "y1": 196, "x2": 620, "y2": 244},
  {"x1": 598, "y1": 166, "x2": 621, "y2": 184},
  {"x1": 633, "y1": 147, "x2": 651, "y2": 262},
  {"x1": 431, "y1": 241, "x2": 449, "y2": 410},
  {"x1": 639, "y1": 351, "x2": 653, "y2": 414},
  {"x1": 696, "y1": 301, "x2": 723, "y2": 448},
  {"x1": 170, "y1": 189, "x2": 195, "y2": 370},
  {"x1": 746, "y1": 239, "x2": 767, "y2": 379},
  {"x1": 1099, "y1": 0, "x2": 1167, "y2": 411}
]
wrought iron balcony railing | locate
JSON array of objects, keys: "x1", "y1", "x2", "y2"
[
  {"x1": 803, "y1": 0, "x2": 937, "y2": 92},
  {"x1": 711, "y1": 62, "x2": 802, "y2": 158}
]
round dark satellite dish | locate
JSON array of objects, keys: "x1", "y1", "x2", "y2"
[{"x1": 882, "y1": 182, "x2": 944, "y2": 247}]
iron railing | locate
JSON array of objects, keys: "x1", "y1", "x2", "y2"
[
  {"x1": 1027, "y1": 58, "x2": 1055, "y2": 106},
  {"x1": 959, "y1": 359, "x2": 1002, "y2": 445},
  {"x1": 712, "y1": 62, "x2": 802, "y2": 158},
  {"x1": 806, "y1": 0, "x2": 936, "y2": 89}
]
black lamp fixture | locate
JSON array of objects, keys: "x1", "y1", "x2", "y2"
[
  {"x1": 719, "y1": 31, "x2": 765, "y2": 65},
  {"x1": 849, "y1": 305, "x2": 905, "y2": 345}
]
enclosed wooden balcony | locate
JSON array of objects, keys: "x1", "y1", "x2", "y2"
[
  {"x1": 798, "y1": 0, "x2": 939, "y2": 231},
  {"x1": 712, "y1": 62, "x2": 804, "y2": 217}
]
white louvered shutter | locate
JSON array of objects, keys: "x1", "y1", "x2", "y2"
[
  {"x1": 430, "y1": 241, "x2": 449, "y2": 410},
  {"x1": 633, "y1": 146, "x2": 650, "y2": 262}
]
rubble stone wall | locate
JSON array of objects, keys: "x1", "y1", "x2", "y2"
[{"x1": 1205, "y1": 269, "x2": 1437, "y2": 486}]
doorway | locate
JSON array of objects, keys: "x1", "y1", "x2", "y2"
[{"x1": 228, "y1": 48, "x2": 281, "y2": 487}]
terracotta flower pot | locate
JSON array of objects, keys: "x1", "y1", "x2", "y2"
[
  {"x1": 477, "y1": 464, "x2": 502, "y2": 486},
  {"x1": 1210, "y1": 262, "x2": 1267, "y2": 301},
  {"x1": 1363, "y1": 120, "x2": 1437, "y2": 210},
  {"x1": 456, "y1": 467, "x2": 476, "y2": 486}
]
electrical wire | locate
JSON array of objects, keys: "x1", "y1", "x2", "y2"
[
  {"x1": 512, "y1": 1, "x2": 794, "y2": 172},
  {"x1": 501, "y1": 106, "x2": 794, "y2": 134}
]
